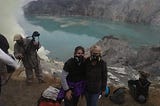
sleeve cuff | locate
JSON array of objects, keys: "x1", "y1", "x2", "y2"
[{"x1": 65, "y1": 88, "x2": 71, "y2": 92}]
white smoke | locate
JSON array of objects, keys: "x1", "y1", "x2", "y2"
[
  {"x1": 0, "y1": 0, "x2": 49, "y2": 61},
  {"x1": 0, "y1": 0, "x2": 24, "y2": 47}
]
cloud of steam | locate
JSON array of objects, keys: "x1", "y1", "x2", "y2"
[
  {"x1": 0, "y1": 0, "x2": 50, "y2": 61},
  {"x1": 0, "y1": 0, "x2": 24, "y2": 48}
]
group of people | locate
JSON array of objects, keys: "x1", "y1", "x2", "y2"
[
  {"x1": 0, "y1": 32, "x2": 45, "y2": 95},
  {"x1": 59, "y1": 45, "x2": 108, "y2": 106},
  {"x1": 0, "y1": 31, "x2": 151, "y2": 106},
  {"x1": 0, "y1": 32, "x2": 108, "y2": 106},
  {"x1": 60, "y1": 44, "x2": 151, "y2": 106}
]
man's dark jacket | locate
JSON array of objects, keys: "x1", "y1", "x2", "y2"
[
  {"x1": 0, "y1": 34, "x2": 9, "y2": 53},
  {"x1": 85, "y1": 58, "x2": 108, "y2": 93}
]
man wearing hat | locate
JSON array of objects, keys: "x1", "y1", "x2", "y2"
[{"x1": 13, "y1": 33, "x2": 44, "y2": 85}]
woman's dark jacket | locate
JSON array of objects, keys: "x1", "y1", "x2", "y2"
[
  {"x1": 57, "y1": 58, "x2": 86, "y2": 99},
  {"x1": 63, "y1": 58, "x2": 85, "y2": 82}
]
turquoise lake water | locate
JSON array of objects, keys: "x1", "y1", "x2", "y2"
[{"x1": 19, "y1": 16, "x2": 160, "y2": 61}]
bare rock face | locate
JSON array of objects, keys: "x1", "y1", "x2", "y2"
[
  {"x1": 134, "y1": 46, "x2": 160, "y2": 81},
  {"x1": 24, "y1": 0, "x2": 160, "y2": 25},
  {"x1": 93, "y1": 36, "x2": 137, "y2": 85},
  {"x1": 94, "y1": 35, "x2": 160, "y2": 85},
  {"x1": 96, "y1": 35, "x2": 137, "y2": 67}
]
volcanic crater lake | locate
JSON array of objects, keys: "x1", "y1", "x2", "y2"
[{"x1": 19, "y1": 16, "x2": 160, "y2": 61}]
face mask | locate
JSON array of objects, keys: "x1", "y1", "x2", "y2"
[
  {"x1": 17, "y1": 40, "x2": 23, "y2": 45},
  {"x1": 74, "y1": 55, "x2": 84, "y2": 65},
  {"x1": 90, "y1": 55, "x2": 101, "y2": 62}
]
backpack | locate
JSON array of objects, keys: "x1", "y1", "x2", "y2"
[
  {"x1": 128, "y1": 79, "x2": 150, "y2": 104},
  {"x1": 37, "y1": 86, "x2": 61, "y2": 106},
  {"x1": 109, "y1": 87, "x2": 126, "y2": 104}
]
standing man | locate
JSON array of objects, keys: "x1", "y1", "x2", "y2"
[
  {"x1": 85, "y1": 45, "x2": 108, "y2": 106},
  {"x1": 13, "y1": 32, "x2": 44, "y2": 85},
  {"x1": 0, "y1": 33, "x2": 9, "y2": 94}
]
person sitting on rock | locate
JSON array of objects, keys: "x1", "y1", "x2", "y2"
[{"x1": 128, "y1": 70, "x2": 151, "y2": 104}]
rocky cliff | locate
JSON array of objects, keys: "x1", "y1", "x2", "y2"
[
  {"x1": 24, "y1": 0, "x2": 160, "y2": 25},
  {"x1": 95, "y1": 35, "x2": 160, "y2": 85}
]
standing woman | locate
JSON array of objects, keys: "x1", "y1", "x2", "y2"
[
  {"x1": 85, "y1": 45, "x2": 107, "y2": 106},
  {"x1": 59, "y1": 46, "x2": 86, "y2": 106}
]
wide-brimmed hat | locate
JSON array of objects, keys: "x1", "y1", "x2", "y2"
[{"x1": 13, "y1": 34, "x2": 22, "y2": 41}]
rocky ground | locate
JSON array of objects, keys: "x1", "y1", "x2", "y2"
[{"x1": 0, "y1": 68, "x2": 160, "y2": 106}]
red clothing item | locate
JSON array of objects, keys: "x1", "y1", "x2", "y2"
[{"x1": 39, "y1": 101, "x2": 60, "y2": 106}]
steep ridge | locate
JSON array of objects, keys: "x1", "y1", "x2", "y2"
[{"x1": 24, "y1": 0, "x2": 160, "y2": 25}]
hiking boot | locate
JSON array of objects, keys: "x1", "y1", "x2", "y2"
[{"x1": 38, "y1": 79, "x2": 45, "y2": 84}]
